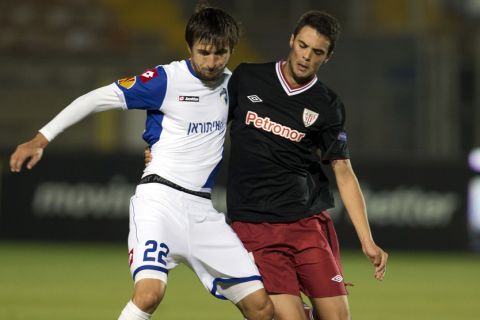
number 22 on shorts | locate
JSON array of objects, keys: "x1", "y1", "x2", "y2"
[{"x1": 143, "y1": 240, "x2": 170, "y2": 265}]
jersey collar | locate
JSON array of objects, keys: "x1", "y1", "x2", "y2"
[
  {"x1": 185, "y1": 59, "x2": 231, "y2": 81},
  {"x1": 186, "y1": 59, "x2": 200, "y2": 79},
  {"x1": 275, "y1": 61, "x2": 317, "y2": 96}
]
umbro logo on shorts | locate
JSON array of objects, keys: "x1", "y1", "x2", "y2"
[
  {"x1": 331, "y1": 275, "x2": 343, "y2": 282},
  {"x1": 247, "y1": 95, "x2": 263, "y2": 103}
]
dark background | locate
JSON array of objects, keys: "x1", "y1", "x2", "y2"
[{"x1": 1, "y1": 0, "x2": 479, "y2": 250}]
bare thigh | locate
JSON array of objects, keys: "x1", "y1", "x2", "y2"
[
  {"x1": 310, "y1": 295, "x2": 350, "y2": 320},
  {"x1": 269, "y1": 294, "x2": 308, "y2": 320}
]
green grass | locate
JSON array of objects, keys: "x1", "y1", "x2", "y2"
[{"x1": 0, "y1": 242, "x2": 479, "y2": 320}]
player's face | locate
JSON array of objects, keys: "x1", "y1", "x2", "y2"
[
  {"x1": 189, "y1": 40, "x2": 232, "y2": 81},
  {"x1": 285, "y1": 25, "x2": 331, "y2": 85}
]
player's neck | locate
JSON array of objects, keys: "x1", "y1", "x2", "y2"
[{"x1": 281, "y1": 61, "x2": 314, "y2": 88}]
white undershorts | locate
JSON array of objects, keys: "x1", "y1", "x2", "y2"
[{"x1": 127, "y1": 183, "x2": 263, "y2": 303}]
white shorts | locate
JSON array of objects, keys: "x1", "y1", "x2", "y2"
[{"x1": 128, "y1": 183, "x2": 263, "y2": 303}]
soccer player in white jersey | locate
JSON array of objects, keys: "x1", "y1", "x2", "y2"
[{"x1": 9, "y1": 6, "x2": 273, "y2": 320}]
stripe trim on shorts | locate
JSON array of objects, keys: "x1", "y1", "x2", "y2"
[
  {"x1": 132, "y1": 265, "x2": 169, "y2": 280},
  {"x1": 210, "y1": 275, "x2": 263, "y2": 300}
]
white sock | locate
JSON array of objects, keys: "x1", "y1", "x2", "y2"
[{"x1": 118, "y1": 300, "x2": 151, "y2": 320}]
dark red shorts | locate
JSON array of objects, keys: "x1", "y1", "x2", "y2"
[{"x1": 231, "y1": 211, "x2": 347, "y2": 298}]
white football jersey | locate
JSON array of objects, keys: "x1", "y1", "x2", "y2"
[
  {"x1": 39, "y1": 60, "x2": 229, "y2": 193},
  {"x1": 115, "y1": 60, "x2": 230, "y2": 192}
]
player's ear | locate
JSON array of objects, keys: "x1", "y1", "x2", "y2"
[
  {"x1": 289, "y1": 34, "x2": 294, "y2": 48},
  {"x1": 187, "y1": 44, "x2": 192, "y2": 55},
  {"x1": 324, "y1": 50, "x2": 334, "y2": 64}
]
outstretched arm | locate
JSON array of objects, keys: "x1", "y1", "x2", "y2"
[
  {"x1": 331, "y1": 159, "x2": 388, "y2": 281},
  {"x1": 10, "y1": 84, "x2": 125, "y2": 172}
]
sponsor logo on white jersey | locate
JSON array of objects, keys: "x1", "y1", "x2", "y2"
[
  {"x1": 303, "y1": 108, "x2": 319, "y2": 127},
  {"x1": 179, "y1": 96, "x2": 200, "y2": 102},
  {"x1": 129, "y1": 249, "x2": 134, "y2": 267},
  {"x1": 140, "y1": 69, "x2": 158, "y2": 83},
  {"x1": 245, "y1": 111, "x2": 306, "y2": 142},
  {"x1": 187, "y1": 120, "x2": 225, "y2": 135},
  {"x1": 331, "y1": 275, "x2": 343, "y2": 282},
  {"x1": 247, "y1": 95, "x2": 263, "y2": 103}
]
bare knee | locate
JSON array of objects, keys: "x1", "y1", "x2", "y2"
[
  {"x1": 132, "y1": 279, "x2": 166, "y2": 314},
  {"x1": 312, "y1": 295, "x2": 350, "y2": 320},
  {"x1": 133, "y1": 290, "x2": 162, "y2": 313},
  {"x1": 237, "y1": 289, "x2": 274, "y2": 320}
]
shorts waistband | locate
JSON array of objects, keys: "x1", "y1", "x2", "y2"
[{"x1": 139, "y1": 174, "x2": 211, "y2": 200}]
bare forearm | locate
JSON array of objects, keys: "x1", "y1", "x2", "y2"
[
  {"x1": 332, "y1": 159, "x2": 388, "y2": 280},
  {"x1": 336, "y1": 174, "x2": 373, "y2": 245}
]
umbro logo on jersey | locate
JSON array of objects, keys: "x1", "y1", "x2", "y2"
[
  {"x1": 331, "y1": 275, "x2": 343, "y2": 283},
  {"x1": 247, "y1": 95, "x2": 263, "y2": 103},
  {"x1": 179, "y1": 96, "x2": 200, "y2": 102},
  {"x1": 303, "y1": 108, "x2": 319, "y2": 127}
]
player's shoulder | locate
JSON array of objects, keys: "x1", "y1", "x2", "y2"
[
  {"x1": 157, "y1": 60, "x2": 185, "y2": 75},
  {"x1": 313, "y1": 79, "x2": 343, "y2": 106},
  {"x1": 233, "y1": 61, "x2": 275, "y2": 75}
]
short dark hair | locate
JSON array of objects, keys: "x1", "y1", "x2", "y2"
[
  {"x1": 293, "y1": 11, "x2": 341, "y2": 56},
  {"x1": 185, "y1": 7, "x2": 240, "y2": 50}
]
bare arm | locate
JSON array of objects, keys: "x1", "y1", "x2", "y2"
[
  {"x1": 331, "y1": 159, "x2": 388, "y2": 281},
  {"x1": 10, "y1": 84, "x2": 125, "y2": 172}
]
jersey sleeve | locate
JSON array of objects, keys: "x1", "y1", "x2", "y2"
[
  {"x1": 316, "y1": 97, "x2": 350, "y2": 164},
  {"x1": 227, "y1": 64, "x2": 243, "y2": 122},
  {"x1": 39, "y1": 83, "x2": 125, "y2": 142},
  {"x1": 115, "y1": 66, "x2": 167, "y2": 110}
]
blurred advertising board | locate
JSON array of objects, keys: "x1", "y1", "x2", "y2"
[
  {"x1": 330, "y1": 162, "x2": 469, "y2": 251},
  {"x1": 0, "y1": 153, "x2": 142, "y2": 241},
  {"x1": 0, "y1": 153, "x2": 471, "y2": 250}
]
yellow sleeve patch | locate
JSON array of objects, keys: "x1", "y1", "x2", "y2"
[{"x1": 117, "y1": 76, "x2": 136, "y2": 89}]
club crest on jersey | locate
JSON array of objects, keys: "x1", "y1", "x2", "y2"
[
  {"x1": 179, "y1": 96, "x2": 200, "y2": 102},
  {"x1": 220, "y1": 87, "x2": 228, "y2": 104},
  {"x1": 117, "y1": 77, "x2": 136, "y2": 89},
  {"x1": 303, "y1": 108, "x2": 319, "y2": 127},
  {"x1": 140, "y1": 69, "x2": 158, "y2": 83}
]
